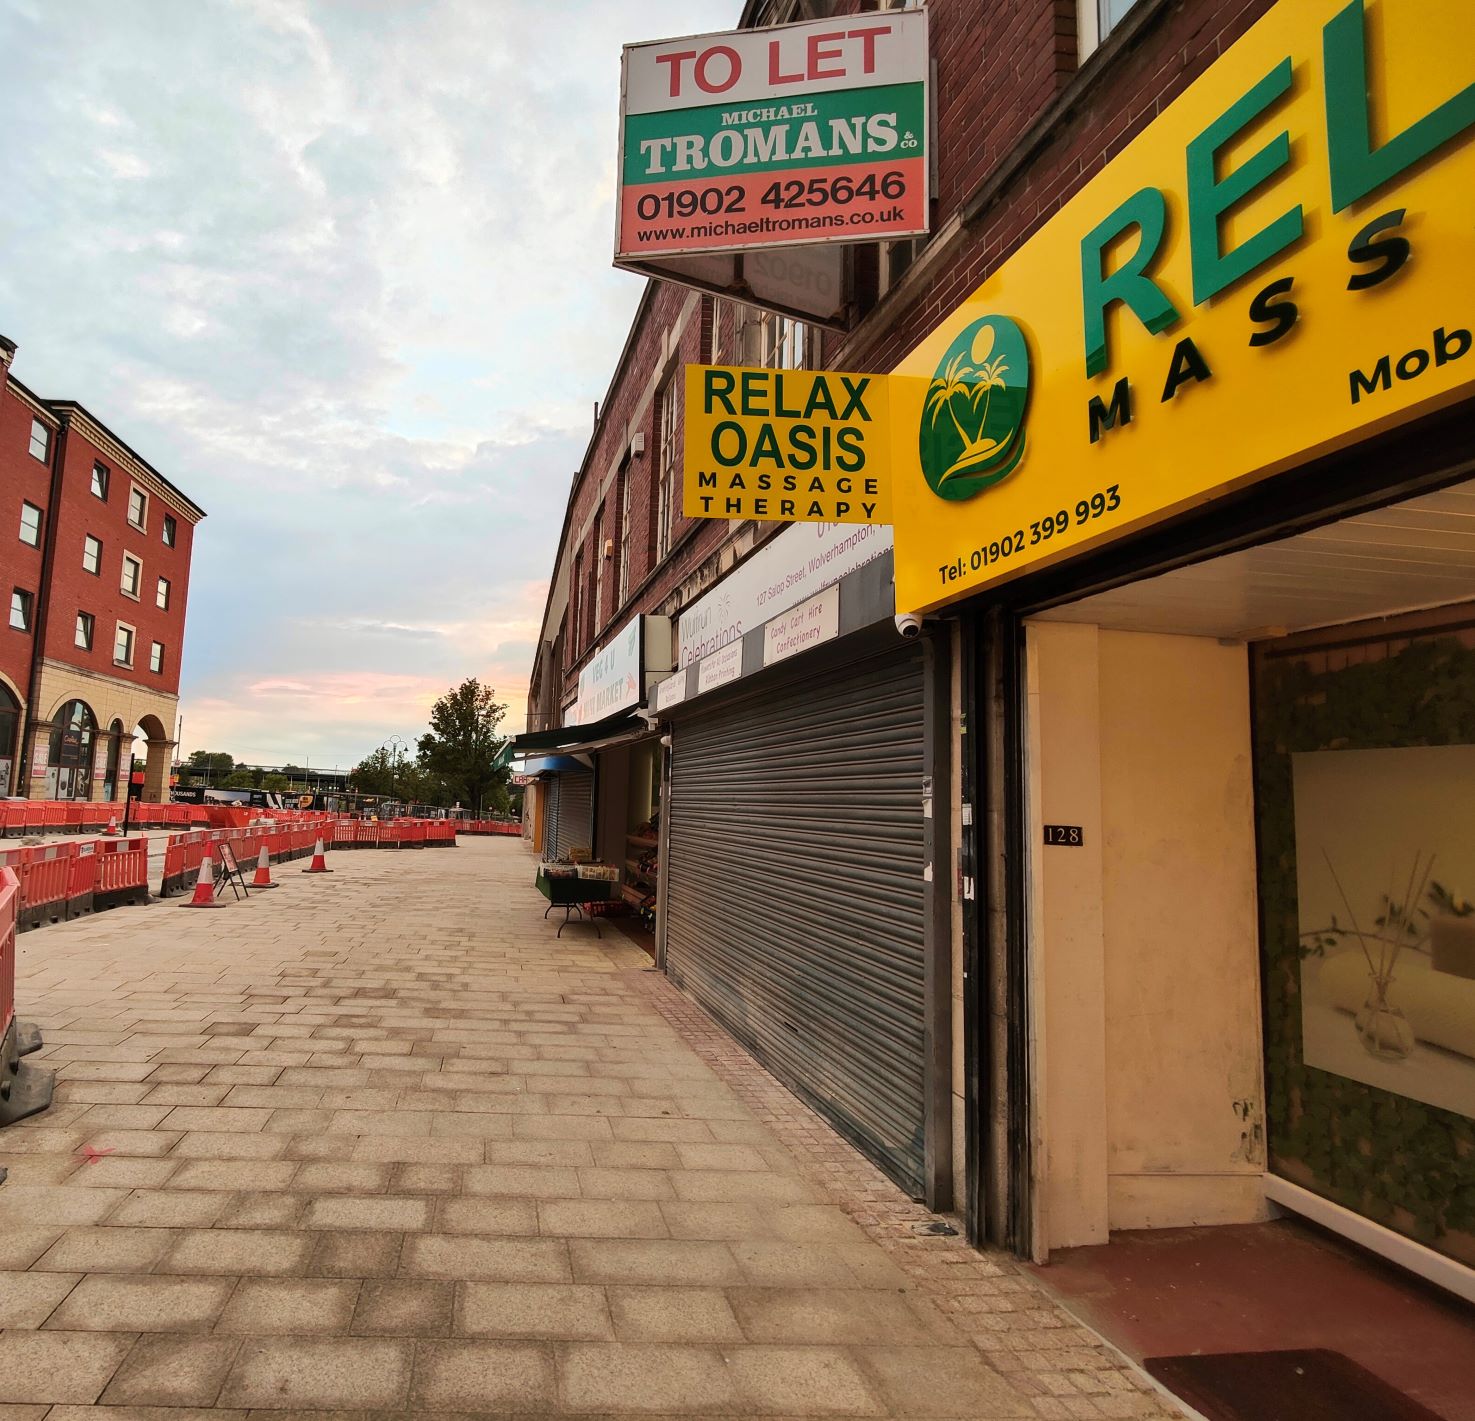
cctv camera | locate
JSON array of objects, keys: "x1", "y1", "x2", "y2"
[{"x1": 894, "y1": 612, "x2": 925, "y2": 639}]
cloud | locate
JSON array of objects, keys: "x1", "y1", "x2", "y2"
[{"x1": 0, "y1": 0, "x2": 736, "y2": 764}]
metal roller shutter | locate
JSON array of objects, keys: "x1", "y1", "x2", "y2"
[
  {"x1": 665, "y1": 643, "x2": 927, "y2": 1197},
  {"x1": 552, "y1": 773, "x2": 594, "y2": 860}
]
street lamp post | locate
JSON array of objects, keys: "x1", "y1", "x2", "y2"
[{"x1": 387, "y1": 735, "x2": 403, "y2": 809}]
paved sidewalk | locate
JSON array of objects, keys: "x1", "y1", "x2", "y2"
[{"x1": 0, "y1": 838, "x2": 1177, "y2": 1419}]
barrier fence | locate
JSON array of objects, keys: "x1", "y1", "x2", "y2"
[
  {"x1": 1, "y1": 866, "x2": 16, "y2": 1055},
  {"x1": 459, "y1": 819, "x2": 522, "y2": 836},
  {"x1": 0, "y1": 801, "x2": 349, "y2": 837}
]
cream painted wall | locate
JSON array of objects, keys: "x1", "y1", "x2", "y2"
[
  {"x1": 1097, "y1": 630, "x2": 1268, "y2": 1230},
  {"x1": 1026, "y1": 622, "x2": 1267, "y2": 1254}
]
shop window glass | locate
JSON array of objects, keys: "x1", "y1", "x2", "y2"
[
  {"x1": 0, "y1": 683, "x2": 18, "y2": 781},
  {"x1": 19, "y1": 501, "x2": 42, "y2": 547},
  {"x1": 1253, "y1": 611, "x2": 1475, "y2": 1269},
  {"x1": 49, "y1": 698, "x2": 97, "y2": 801}
]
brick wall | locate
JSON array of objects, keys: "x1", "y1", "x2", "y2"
[{"x1": 0, "y1": 385, "x2": 54, "y2": 704}]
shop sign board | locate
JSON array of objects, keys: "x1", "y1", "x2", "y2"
[
  {"x1": 571, "y1": 614, "x2": 673, "y2": 725},
  {"x1": 684, "y1": 363, "x2": 892, "y2": 526},
  {"x1": 886, "y1": 0, "x2": 1475, "y2": 617},
  {"x1": 29, "y1": 744, "x2": 48, "y2": 779},
  {"x1": 677, "y1": 519, "x2": 891, "y2": 666},
  {"x1": 654, "y1": 672, "x2": 687, "y2": 712},
  {"x1": 763, "y1": 585, "x2": 840, "y2": 666},
  {"x1": 696, "y1": 641, "x2": 745, "y2": 696},
  {"x1": 616, "y1": 10, "x2": 928, "y2": 262}
]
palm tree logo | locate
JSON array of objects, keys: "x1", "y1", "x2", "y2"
[{"x1": 918, "y1": 316, "x2": 1030, "y2": 501}]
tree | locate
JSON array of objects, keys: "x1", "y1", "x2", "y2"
[
  {"x1": 222, "y1": 770, "x2": 256, "y2": 789},
  {"x1": 349, "y1": 746, "x2": 396, "y2": 797},
  {"x1": 262, "y1": 773, "x2": 290, "y2": 792},
  {"x1": 183, "y1": 750, "x2": 234, "y2": 783},
  {"x1": 417, "y1": 678, "x2": 510, "y2": 813}
]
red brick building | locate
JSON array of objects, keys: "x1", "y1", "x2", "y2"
[{"x1": 0, "y1": 335, "x2": 204, "y2": 802}]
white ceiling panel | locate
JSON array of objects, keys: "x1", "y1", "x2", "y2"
[{"x1": 1036, "y1": 477, "x2": 1475, "y2": 639}]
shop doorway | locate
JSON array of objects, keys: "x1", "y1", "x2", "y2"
[
  {"x1": 48, "y1": 699, "x2": 98, "y2": 800},
  {"x1": 1010, "y1": 477, "x2": 1475, "y2": 1409}
]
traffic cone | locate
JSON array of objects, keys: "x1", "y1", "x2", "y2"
[
  {"x1": 180, "y1": 849, "x2": 225, "y2": 908},
  {"x1": 302, "y1": 837, "x2": 332, "y2": 874},
  {"x1": 251, "y1": 844, "x2": 278, "y2": 889},
  {"x1": 102, "y1": 814, "x2": 120, "y2": 837}
]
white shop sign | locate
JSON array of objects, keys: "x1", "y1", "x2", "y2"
[
  {"x1": 696, "y1": 641, "x2": 745, "y2": 696},
  {"x1": 677, "y1": 521, "x2": 891, "y2": 666},
  {"x1": 763, "y1": 585, "x2": 839, "y2": 666},
  {"x1": 571, "y1": 614, "x2": 673, "y2": 724}
]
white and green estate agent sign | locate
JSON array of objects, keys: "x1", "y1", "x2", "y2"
[{"x1": 616, "y1": 10, "x2": 929, "y2": 261}]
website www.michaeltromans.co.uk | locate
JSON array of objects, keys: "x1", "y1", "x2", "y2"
[{"x1": 635, "y1": 203, "x2": 905, "y2": 245}]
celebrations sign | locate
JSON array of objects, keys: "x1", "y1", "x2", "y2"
[
  {"x1": 617, "y1": 11, "x2": 928, "y2": 260},
  {"x1": 684, "y1": 364, "x2": 892, "y2": 526},
  {"x1": 887, "y1": 0, "x2": 1475, "y2": 615}
]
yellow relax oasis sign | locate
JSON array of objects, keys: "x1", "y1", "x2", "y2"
[
  {"x1": 684, "y1": 363, "x2": 892, "y2": 524},
  {"x1": 888, "y1": 0, "x2": 1475, "y2": 614}
]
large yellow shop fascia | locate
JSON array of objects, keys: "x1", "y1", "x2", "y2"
[{"x1": 887, "y1": 0, "x2": 1475, "y2": 615}]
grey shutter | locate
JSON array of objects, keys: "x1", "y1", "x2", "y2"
[
  {"x1": 665, "y1": 643, "x2": 927, "y2": 1197},
  {"x1": 542, "y1": 777, "x2": 560, "y2": 858},
  {"x1": 553, "y1": 773, "x2": 594, "y2": 860}
]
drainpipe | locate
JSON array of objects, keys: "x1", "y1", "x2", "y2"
[{"x1": 17, "y1": 409, "x2": 69, "y2": 799}]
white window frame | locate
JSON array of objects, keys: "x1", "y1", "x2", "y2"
[
  {"x1": 19, "y1": 501, "x2": 42, "y2": 548},
  {"x1": 113, "y1": 621, "x2": 135, "y2": 668},
  {"x1": 1078, "y1": 0, "x2": 1142, "y2": 60},
  {"x1": 156, "y1": 576, "x2": 171, "y2": 610},
  {"x1": 120, "y1": 552, "x2": 142, "y2": 600},
  {"x1": 9, "y1": 588, "x2": 33, "y2": 632},
  {"x1": 83, "y1": 534, "x2": 103, "y2": 575},
  {"x1": 655, "y1": 376, "x2": 678, "y2": 561},
  {"x1": 28, "y1": 419, "x2": 49, "y2": 463},
  {"x1": 149, "y1": 640, "x2": 164, "y2": 674},
  {"x1": 162, "y1": 513, "x2": 177, "y2": 547},
  {"x1": 127, "y1": 484, "x2": 148, "y2": 531},
  {"x1": 91, "y1": 463, "x2": 110, "y2": 500},
  {"x1": 75, "y1": 611, "x2": 94, "y2": 650},
  {"x1": 617, "y1": 464, "x2": 632, "y2": 607}
]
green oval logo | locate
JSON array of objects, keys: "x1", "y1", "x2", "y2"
[{"x1": 918, "y1": 315, "x2": 1030, "y2": 500}]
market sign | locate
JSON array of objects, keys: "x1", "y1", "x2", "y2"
[
  {"x1": 570, "y1": 614, "x2": 673, "y2": 725},
  {"x1": 616, "y1": 10, "x2": 928, "y2": 266},
  {"x1": 888, "y1": 0, "x2": 1475, "y2": 616},
  {"x1": 684, "y1": 363, "x2": 892, "y2": 526}
]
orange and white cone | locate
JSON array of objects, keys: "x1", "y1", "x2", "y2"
[
  {"x1": 302, "y1": 837, "x2": 332, "y2": 874},
  {"x1": 102, "y1": 814, "x2": 120, "y2": 837},
  {"x1": 251, "y1": 844, "x2": 278, "y2": 889},
  {"x1": 180, "y1": 849, "x2": 225, "y2": 908}
]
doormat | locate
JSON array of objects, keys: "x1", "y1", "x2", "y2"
[{"x1": 1143, "y1": 1349, "x2": 1445, "y2": 1421}]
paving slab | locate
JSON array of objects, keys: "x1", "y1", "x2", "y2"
[{"x1": 0, "y1": 837, "x2": 1171, "y2": 1417}]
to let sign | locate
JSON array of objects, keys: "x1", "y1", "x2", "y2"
[
  {"x1": 617, "y1": 10, "x2": 928, "y2": 260},
  {"x1": 684, "y1": 363, "x2": 892, "y2": 525}
]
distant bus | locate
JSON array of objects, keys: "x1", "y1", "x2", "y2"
[{"x1": 172, "y1": 787, "x2": 287, "y2": 810}]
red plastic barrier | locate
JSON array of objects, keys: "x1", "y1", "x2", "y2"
[
  {"x1": 96, "y1": 837, "x2": 148, "y2": 905},
  {"x1": 0, "y1": 866, "x2": 16, "y2": 1043},
  {"x1": 66, "y1": 842, "x2": 98, "y2": 917}
]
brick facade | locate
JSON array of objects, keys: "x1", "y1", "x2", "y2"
[
  {"x1": 0, "y1": 337, "x2": 204, "y2": 798},
  {"x1": 530, "y1": 0, "x2": 1277, "y2": 718}
]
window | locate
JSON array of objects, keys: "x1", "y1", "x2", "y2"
[
  {"x1": 617, "y1": 462, "x2": 632, "y2": 607},
  {"x1": 592, "y1": 506, "x2": 604, "y2": 633},
  {"x1": 162, "y1": 513, "x2": 177, "y2": 547},
  {"x1": 19, "y1": 501, "x2": 42, "y2": 547},
  {"x1": 128, "y1": 485, "x2": 148, "y2": 530},
  {"x1": 28, "y1": 419, "x2": 48, "y2": 462},
  {"x1": 570, "y1": 547, "x2": 585, "y2": 656},
  {"x1": 113, "y1": 623, "x2": 134, "y2": 666},
  {"x1": 121, "y1": 553, "x2": 141, "y2": 598},
  {"x1": 759, "y1": 310, "x2": 806, "y2": 370},
  {"x1": 83, "y1": 534, "x2": 102, "y2": 574},
  {"x1": 149, "y1": 640, "x2": 164, "y2": 674},
  {"x1": 91, "y1": 463, "x2": 110, "y2": 500},
  {"x1": 75, "y1": 611, "x2": 94, "y2": 650},
  {"x1": 1079, "y1": 0, "x2": 1143, "y2": 58},
  {"x1": 156, "y1": 576, "x2": 171, "y2": 610},
  {"x1": 9, "y1": 589, "x2": 33, "y2": 631},
  {"x1": 655, "y1": 376, "x2": 678, "y2": 560}
]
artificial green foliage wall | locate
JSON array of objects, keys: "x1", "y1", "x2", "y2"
[{"x1": 1255, "y1": 634, "x2": 1475, "y2": 1260}]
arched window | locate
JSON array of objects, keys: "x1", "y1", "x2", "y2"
[
  {"x1": 49, "y1": 699, "x2": 98, "y2": 800},
  {"x1": 104, "y1": 718, "x2": 126, "y2": 802},
  {"x1": 0, "y1": 684, "x2": 19, "y2": 793}
]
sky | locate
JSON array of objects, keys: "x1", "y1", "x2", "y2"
[{"x1": 0, "y1": 0, "x2": 733, "y2": 770}]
